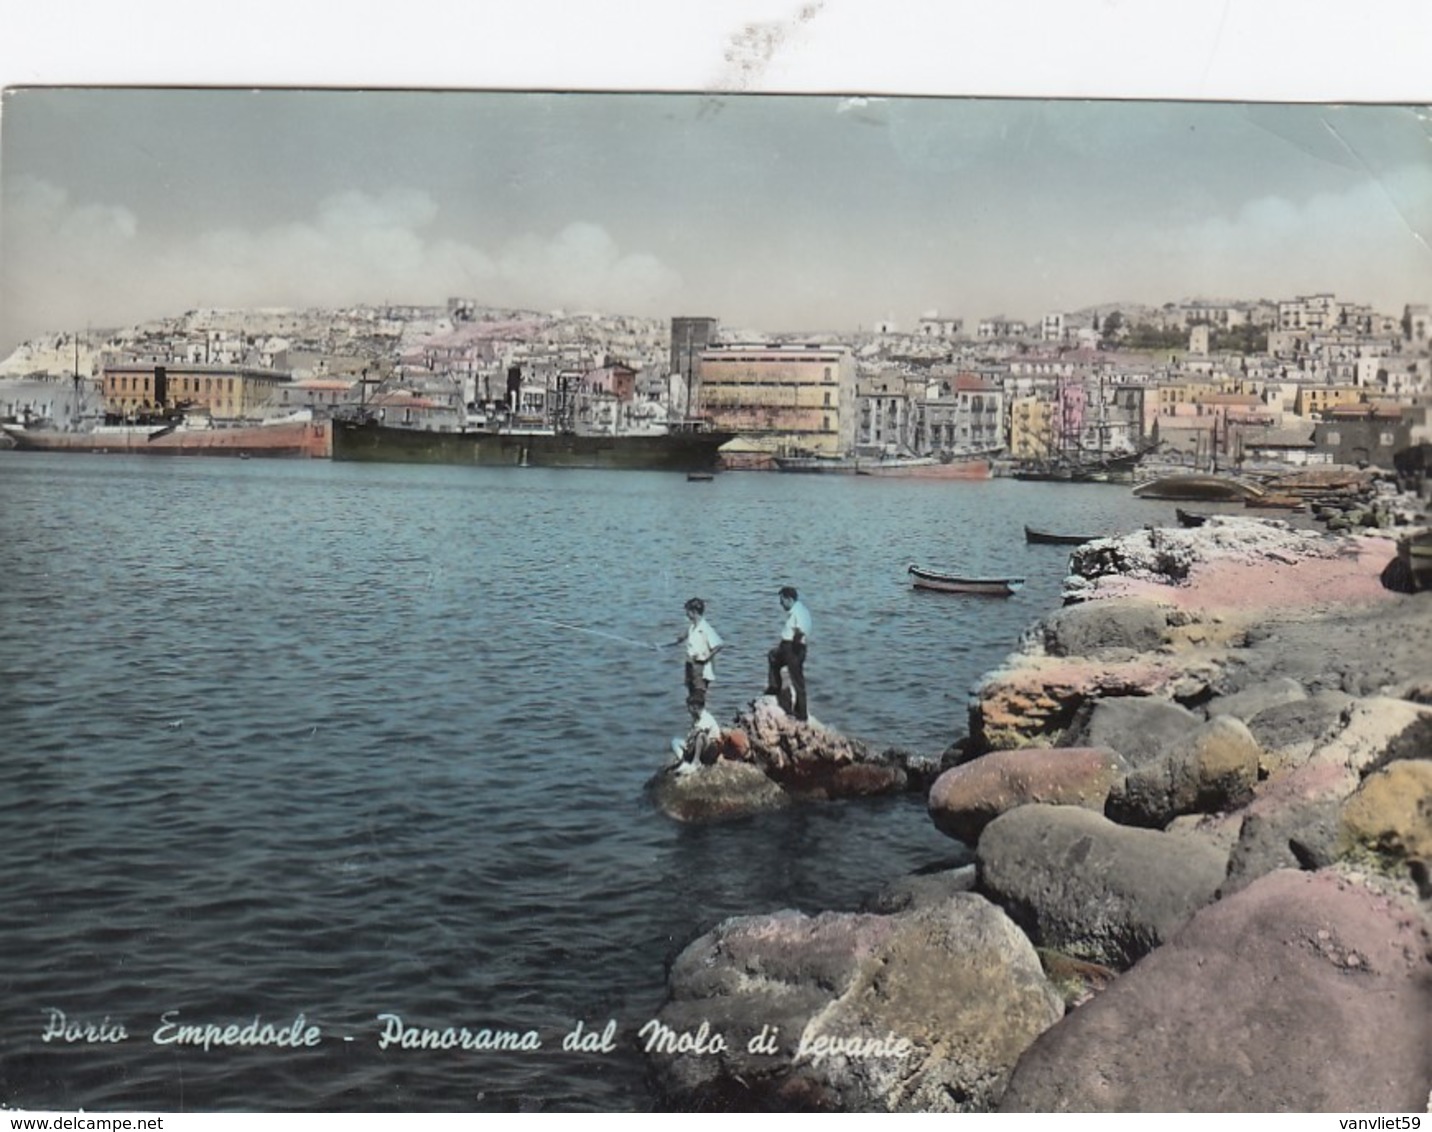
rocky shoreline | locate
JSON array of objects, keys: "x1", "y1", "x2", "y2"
[{"x1": 642, "y1": 508, "x2": 1432, "y2": 1112}]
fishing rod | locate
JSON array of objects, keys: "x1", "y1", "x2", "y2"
[{"x1": 528, "y1": 616, "x2": 662, "y2": 651}]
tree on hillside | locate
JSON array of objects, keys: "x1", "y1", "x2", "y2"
[{"x1": 1099, "y1": 310, "x2": 1125, "y2": 347}]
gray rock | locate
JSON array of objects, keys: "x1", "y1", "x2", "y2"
[
  {"x1": 1242, "y1": 690, "x2": 1356, "y2": 774},
  {"x1": 863, "y1": 864, "x2": 979, "y2": 914},
  {"x1": 1219, "y1": 800, "x2": 1343, "y2": 897},
  {"x1": 1203, "y1": 676, "x2": 1307, "y2": 724},
  {"x1": 1106, "y1": 715, "x2": 1262, "y2": 828},
  {"x1": 976, "y1": 804, "x2": 1228, "y2": 969},
  {"x1": 646, "y1": 760, "x2": 791, "y2": 823},
  {"x1": 999, "y1": 869, "x2": 1432, "y2": 1112},
  {"x1": 1062, "y1": 696, "x2": 1204, "y2": 770},
  {"x1": 645, "y1": 896, "x2": 1065, "y2": 1112},
  {"x1": 1042, "y1": 598, "x2": 1170, "y2": 658}
]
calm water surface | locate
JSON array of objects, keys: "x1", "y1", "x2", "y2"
[{"x1": 0, "y1": 453, "x2": 1175, "y2": 1111}]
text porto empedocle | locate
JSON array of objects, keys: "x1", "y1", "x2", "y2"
[{"x1": 39, "y1": 1008, "x2": 914, "y2": 1065}]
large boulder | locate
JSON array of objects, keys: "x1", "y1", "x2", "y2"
[
  {"x1": 1064, "y1": 696, "x2": 1205, "y2": 770},
  {"x1": 647, "y1": 699, "x2": 923, "y2": 823},
  {"x1": 647, "y1": 760, "x2": 791, "y2": 823},
  {"x1": 863, "y1": 865, "x2": 978, "y2": 914},
  {"x1": 928, "y1": 747, "x2": 1127, "y2": 845},
  {"x1": 1041, "y1": 598, "x2": 1170, "y2": 657},
  {"x1": 999, "y1": 869, "x2": 1432, "y2": 1112},
  {"x1": 970, "y1": 656, "x2": 1216, "y2": 753},
  {"x1": 645, "y1": 896, "x2": 1064, "y2": 1112},
  {"x1": 1313, "y1": 697, "x2": 1432, "y2": 777},
  {"x1": 1339, "y1": 760, "x2": 1432, "y2": 867},
  {"x1": 737, "y1": 697, "x2": 911, "y2": 797},
  {"x1": 976, "y1": 804, "x2": 1228, "y2": 969},
  {"x1": 1240, "y1": 689, "x2": 1356, "y2": 776},
  {"x1": 1105, "y1": 715, "x2": 1262, "y2": 828},
  {"x1": 1203, "y1": 676, "x2": 1307, "y2": 725}
]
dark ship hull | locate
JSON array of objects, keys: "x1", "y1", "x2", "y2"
[{"x1": 331, "y1": 418, "x2": 735, "y2": 472}]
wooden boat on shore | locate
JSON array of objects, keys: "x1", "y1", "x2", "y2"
[
  {"x1": 1397, "y1": 529, "x2": 1432, "y2": 592},
  {"x1": 1132, "y1": 473, "x2": 1265, "y2": 502},
  {"x1": 856, "y1": 455, "x2": 992, "y2": 480},
  {"x1": 1024, "y1": 525, "x2": 1099, "y2": 545},
  {"x1": 908, "y1": 564, "x2": 1024, "y2": 596}
]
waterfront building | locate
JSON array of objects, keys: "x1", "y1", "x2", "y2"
[
  {"x1": 923, "y1": 373, "x2": 1004, "y2": 453},
  {"x1": 855, "y1": 371, "x2": 922, "y2": 453},
  {"x1": 698, "y1": 342, "x2": 856, "y2": 457},
  {"x1": 1008, "y1": 395, "x2": 1055, "y2": 460},
  {"x1": 100, "y1": 362, "x2": 292, "y2": 420},
  {"x1": 277, "y1": 378, "x2": 356, "y2": 414}
]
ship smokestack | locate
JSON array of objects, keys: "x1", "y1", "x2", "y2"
[{"x1": 506, "y1": 365, "x2": 522, "y2": 414}]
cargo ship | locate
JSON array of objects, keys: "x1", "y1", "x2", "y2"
[
  {"x1": 1, "y1": 414, "x2": 331, "y2": 458},
  {"x1": 331, "y1": 416, "x2": 735, "y2": 471}
]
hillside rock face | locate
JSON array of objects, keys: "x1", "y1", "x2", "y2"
[{"x1": 998, "y1": 869, "x2": 1432, "y2": 1113}]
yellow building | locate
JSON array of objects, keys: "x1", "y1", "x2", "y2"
[
  {"x1": 1294, "y1": 383, "x2": 1366, "y2": 418},
  {"x1": 697, "y1": 343, "x2": 856, "y2": 457},
  {"x1": 102, "y1": 363, "x2": 293, "y2": 420},
  {"x1": 1008, "y1": 395, "x2": 1055, "y2": 460}
]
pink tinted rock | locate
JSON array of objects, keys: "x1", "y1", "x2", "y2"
[
  {"x1": 999, "y1": 868, "x2": 1432, "y2": 1112},
  {"x1": 929, "y1": 747, "x2": 1127, "y2": 844}
]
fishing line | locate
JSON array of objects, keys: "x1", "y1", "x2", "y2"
[{"x1": 528, "y1": 616, "x2": 661, "y2": 651}]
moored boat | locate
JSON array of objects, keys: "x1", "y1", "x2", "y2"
[
  {"x1": 1131, "y1": 473, "x2": 1265, "y2": 502},
  {"x1": 1397, "y1": 529, "x2": 1432, "y2": 592},
  {"x1": 1023, "y1": 525, "x2": 1099, "y2": 545},
  {"x1": 772, "y1": 454, "x2": 862, "y2": 474},
  {"x1": 856, "y1": 455, "x2": 992, "y2": 480},
  {"x1": 331, "y1": 415, "x2": 734, "y2": 472},
  {"x1": 0, "y1": 415, "x2": 330, "y2": 458},
  {"x1": 907, "y1": 564, "x2": 1024, "y2": 596}
]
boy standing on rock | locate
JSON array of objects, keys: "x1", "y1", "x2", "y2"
[
  {"x1": 766, "y1": 585, "x2": 812, "y2": 721},
  {"x1": 670, "y1": 597, "x2": 724, "y2": 712}
]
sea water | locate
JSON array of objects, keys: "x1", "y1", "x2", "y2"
[{"x1": 0, "y1": 453, "x2": 1175, "y2": 1111}]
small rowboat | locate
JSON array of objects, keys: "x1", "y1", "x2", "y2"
[
  {"x1": 1024, "y1": 525, "x2": 1098, "y2": 545},
  {"x1": 908, "y1": 564, "x2": 1024, "y2": 596},
  {"x1": 686, "y1": 471, "x2": 715, "y2": 482}
]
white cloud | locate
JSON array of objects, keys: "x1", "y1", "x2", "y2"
[{"x1": 1, "y1": 181, "x2": 684, "y2": 346}]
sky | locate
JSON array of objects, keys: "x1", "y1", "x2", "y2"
[{"x1": 2, "y1": 5, "x2": 1431, "y2": 354}]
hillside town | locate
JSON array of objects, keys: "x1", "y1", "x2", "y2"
[{"x1": 2, "y1": 292, "x2": 1430, "y2": 474}]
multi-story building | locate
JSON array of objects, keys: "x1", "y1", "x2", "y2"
[
  {"x1": 1294, "y1": 383, "x2": 1366, "y2": 418},
  {"x1": 855, "y1": 371, "x2": 921, "y2": 453},
  {"x1": 923, "y1": 373, "x2": 1005, "y2": 453},
  {"x1": 698, "y1": 342, "x2": 856, "y2": 457},
  {"x1": 1008, "y1": 395, "x2": 1055, "y2": 460},
  {"x1": 977, "y1": 317, "x2": 1028, "y2": 339},
  {"x1": 101, "y1": 362, "x2": 292, "y2": 420},
  {"x1": 1404, "y1": 304, "x2": 1430, "y2": 343}
]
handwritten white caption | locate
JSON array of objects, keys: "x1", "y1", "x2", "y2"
[{"x1": 40, "y1": 1008, "x2": 912, "y2": 1064}]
